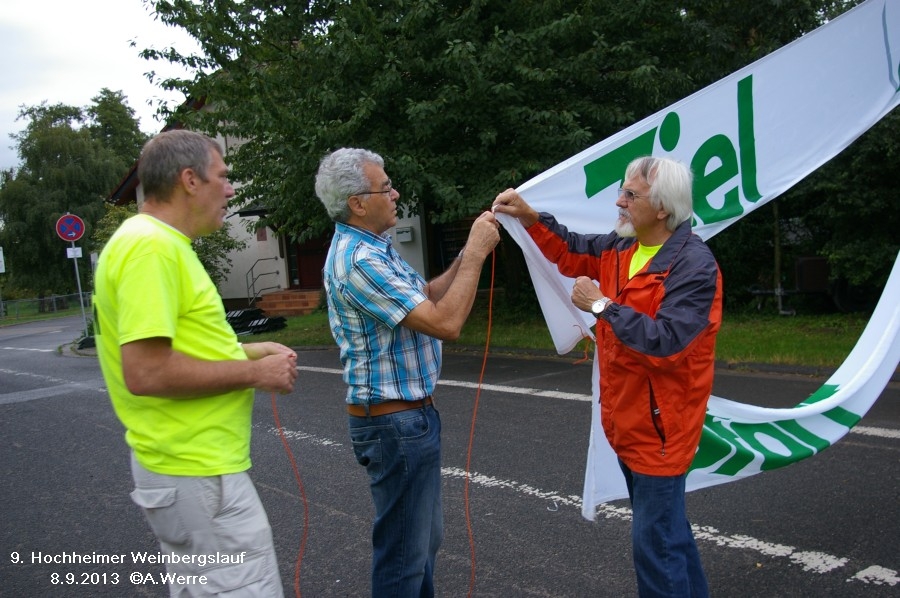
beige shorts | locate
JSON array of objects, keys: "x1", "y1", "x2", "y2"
[{"x1": 129, "y1": 453, "x2": 284, "y2": 597}]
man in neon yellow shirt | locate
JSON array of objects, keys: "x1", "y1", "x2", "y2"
[{"x1": 94, "y1": 130, "x2": 298, "y2": 596}]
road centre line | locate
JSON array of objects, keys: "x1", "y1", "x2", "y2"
[
  {"x1": 296, "y1": 365, "x2": 593, "y2": 402},
  {"x1": 1, "y1": 346, "x2": 54, "y2": 352},
  {"x1": 0, "y1": 368, "x2": 106, "y2": 404},
  {"x1": 0, "y1": 384, "x2": 74, "y2": 405},
  {"x1": 0, "y1": 363, "x2": 894, "y2": 440}
]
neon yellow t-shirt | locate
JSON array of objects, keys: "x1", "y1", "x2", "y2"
[
  {"x1": 93, "y1": 214, "x2": 252, "y2": 476},
  {"x1": 629, "y1": 242, "x2": 662, "y2": 279}
]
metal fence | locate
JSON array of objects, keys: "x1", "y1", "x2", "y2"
[{"x1": 0, "y1": 292, "x2": 92, "y2": 321}]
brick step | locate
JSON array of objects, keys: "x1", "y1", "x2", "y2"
[
  {"x1": 255, "y1": 290, "x2": 321, "y2": 316},
  {"x1": 259, "y1": 298, "x2": 318, "y2": 308}
]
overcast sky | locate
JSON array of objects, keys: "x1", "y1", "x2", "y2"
[{"x1": 0, "y1": 0, "x2": 200, "y2": 171}]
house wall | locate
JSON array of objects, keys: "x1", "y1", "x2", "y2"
[
  {"x1": 215, "y1": 209, "x2": 429, "y2": 309},
  {"x1": 388, "y1": 210, "x2": 428, "y2": 278},
  {"x1": 218, "y1": 216, "x2": 285, "y2": 308},
  {"x1": 133, "y1": 135, "x2": 290, "y2": 310},
  {"x1": 213, "y1": 132, "x2": 290, "y2": 308},
  {"x1": 210, "y1": 132, "x2": 429, "y2": 304},
  {"x1": 215, "y1": 209, "x2": 429, "y2": 307},
  {"x1": 123, "y1": 113, "x2": 429, "y2": 311}
]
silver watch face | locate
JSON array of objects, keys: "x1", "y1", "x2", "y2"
[{"x1": 592, "y1": 299, "x2": 605, "y2": 315}]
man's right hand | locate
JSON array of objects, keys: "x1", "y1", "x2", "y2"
[
  {"x1": 464, "y1": 211, "x2": 501, "y2": 259},
  {"x1": 121, "y1": 337, "x2": 298, "y2": 398},
  {"x1": 254, "y1": 353, "x2": 298, "y2": 393},
  {"x1": 492, "y1": 189, "x2": 540, "y2": 228}
]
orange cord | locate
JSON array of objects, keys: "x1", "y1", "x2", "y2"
[
  {"x1": 463, "y1": 249, "x2": 496, "y2": 598},
  {"x1": 270, "y1": 250, "x2": 497, "y2": 598},
  {"x1": 571, "y1": 335, "x2": 595, "y2": 365},
  {"x1": 272, "y1": 392, "x2": 309, "y2": 598}
]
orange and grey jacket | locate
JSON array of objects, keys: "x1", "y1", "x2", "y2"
[{"x1": 528, "y1": 215, "x2": 723, "y2": 476}]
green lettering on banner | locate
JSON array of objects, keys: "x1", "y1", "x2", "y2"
[
  {"x1": 583, "y1": 76, "x2": 760, "y2": 228},
  {"x1": 691, "y1": 134, "x2": 742, "y2": 223},
  {"x1": 737, "y1": 75, "x2": 762, "y2": 204},
  {"x1": 583, "y1": 130, "x2": 656, "y2": 198},
  {"x1": 730, "y1": 421, "x2": 817, "y2": 470},
  {"x1": 798, "y1": 383, "x2": 839, "y2": 406},
  {"x1": 773, "y1": 420, "x2": 832, "y2": 453},
  {"x1": 692, "y1": 75, "x2": 761, "y2": 224},
  {"x1": 690, "y1": 418, "x2": 754, "y2": 476},
  {"x1": 657, "y1": 111, "x2": 680, "y2": 151},
  {"x1": 582, "y1": 112, "x2": 680, "y2": 198},
  {"x1": 822, "y1": 406, "x2": 862, "y2": 429},
  {"x1": 691, "y1": 412, "x2": 834, "y2": 476}
]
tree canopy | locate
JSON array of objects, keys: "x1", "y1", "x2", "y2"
[
  {"x1": 142, "y1": 0, "x2": 896, "y2": 309},
  {"x1": 0, "y1": 90, "x2": 148, "y2": 295},
  {"x1": 91, "y1": 202, "x2": 248, "y2": 288},
  {"x1": 145, "y1": 0, "x2": 714, "y2": 238}
]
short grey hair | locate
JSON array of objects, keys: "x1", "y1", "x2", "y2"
[
  {"x1": 138, "y1": 130, "x2": 222, "y2": 201},
  {"x1": 625, "y1": 156, "x2": 694, "y2": 231},
  {"x1": 314, "y1": 148, "x2": 384, "y2": 223}
]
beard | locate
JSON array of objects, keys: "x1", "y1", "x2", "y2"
[{"x1": 615, "y1": 210, "x2": 636, "y2": 237}]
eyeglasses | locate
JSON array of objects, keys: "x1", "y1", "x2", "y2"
[
  {"x1": 617, "y1": 187, "x2": 650, "y2": 203},
  {"x1": 351, "y1": 181, "x2": 394, "y2": 199}
]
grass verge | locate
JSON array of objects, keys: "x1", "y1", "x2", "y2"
[
  {"x1": 5, "y1": 301, "x2": 868, "y2": 369},
  {"x1": 0, "y1": 307, "x2": 90, "y2": 328},
  {"x1": 247, "y1": 305, "x2": 869, "y2": 370}
]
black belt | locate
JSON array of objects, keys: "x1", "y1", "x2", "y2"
[{"x1": 347, "y1": 396, "x2": 433, "y2": 417}]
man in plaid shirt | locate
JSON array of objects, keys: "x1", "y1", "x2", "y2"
[{"x1": 315, "y1": 147, "x2": 499, "y2": 598}]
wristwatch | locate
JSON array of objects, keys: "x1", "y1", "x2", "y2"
[{"x1": 590, "y1": 297, "x2": 612, "y2": 318}]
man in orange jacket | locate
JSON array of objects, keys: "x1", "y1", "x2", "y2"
[{"x1": 493, "y1": 156, "x2": 722, "y2": 598}]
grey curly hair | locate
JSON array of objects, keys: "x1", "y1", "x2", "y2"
[{"x1": 314, "y1": 148, "x2": 384, "y2": 223}]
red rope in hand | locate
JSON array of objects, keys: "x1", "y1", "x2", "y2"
[
  {"x1": 271, "y1": 392, "x2": 309, "y2": 598},
  {"x1": 464, "y1": 249, "x2": 496, "y2": 598}
]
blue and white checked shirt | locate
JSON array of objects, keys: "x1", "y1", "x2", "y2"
[{"x1": 324, "y1": 222, "x2": 442, "y2": 405}]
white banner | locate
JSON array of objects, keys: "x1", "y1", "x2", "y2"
[
  {"x1": 494, "y1": 0, "x2": 900, "y2": 516},
  {"x1": 583, "y1": 252, "x2": 900, "y2": 512}
]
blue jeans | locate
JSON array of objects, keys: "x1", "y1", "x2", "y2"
[
  {"x1": 349, "y1": 404, "x2": 443, "y2": 598},
  {"x1": 619, "y1": 460, "x2": 709, "y2": 598}
]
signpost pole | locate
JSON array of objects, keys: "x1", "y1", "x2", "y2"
[
  {"x1": 55, "y1": 213, "x2": 90, "y2": 338},
  {"x1": 0, "y1": 246, "x2": 5, "y2": 318},
  {"x1": 69, "y1": 240, "x2": 89, "y2": 336}
]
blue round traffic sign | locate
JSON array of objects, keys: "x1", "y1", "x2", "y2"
[{"x1": 56, "y1": 214, "x2": 85, "y2": 242}]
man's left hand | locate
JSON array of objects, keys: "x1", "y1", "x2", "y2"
[
  {"x1": 571, "y1": 276, "x2": 604, "y2": 312},
  {"x1": 242, "y1": 341, "x2": 297, "y2": 362}
]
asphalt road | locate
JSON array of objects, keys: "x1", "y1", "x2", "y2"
[{"x1": 1, "y1": 316, "x2": 897, "y2": 597}]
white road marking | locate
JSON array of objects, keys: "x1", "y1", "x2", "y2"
[
  {"x1": 1, "y1": 346, "x2": 54, "y2": 352},
  {"x1": 295, "y1": 366, "x2": 900, "y2": 440},
  {"x1": 851, "y1": 566, "x2": 900, "y2": 586},
  {"x1": 439, "y1": 378, "x2": 592, "y2": 401},
  {"x1": 262, "y1": 425, "x2": 344, "y2": 448},
  {"x1": 286, "y1": 364, "x2": 899, "y2": 586},
  {"x1": 0, "y1": 368, "x2": 106, "y2": 404},
  {"x1": 853, "y1": 425, "x2": 900, "y2": 439},
  {"x1": 1, "y1": 361, "x2": 896, "y2": 585}
]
